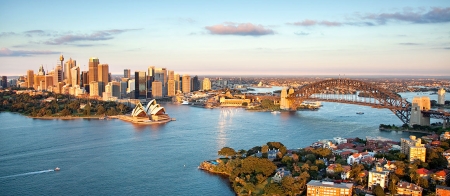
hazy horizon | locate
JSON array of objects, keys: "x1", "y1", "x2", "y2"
[{"x1": 1, "y1": 1, "x2": 449, "y2": 76}]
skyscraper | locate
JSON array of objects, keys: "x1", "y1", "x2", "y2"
[
  {"x1": 1, "y1": 76, "x2": 7, "y2": 88},
  {"x1": 89, "y1": 81, "x2": 100, "y2": 97},
  {"x1": 98, "y1": 63, "x2": 109, "y2": 93},
  {"x1": 174, "y1": 73, "x2": 180, "y2": 92},
  {"x1": 27, "y1": 70, "x2": 34, "y2": 88},
  {"x1": 167, "y1": 80, "x2": 175, "y2": 96},
  {"x1": 192, "y1": 75, "x2": 200, "y2": 91},
  {"x1": 168, "y1": 70, "x2": 174, "y2": 81},
  {"x1": 53, "y1": 66, "x2": 63, "y2": 88},
  {"x1": 124, "y1": 69, "x2": 131, "y2": 79},
  {"x1": 438, "y1": 88, "x2": 446, "y2": 105},
  {"x1": 148, "y1": 66, "x2": 155, "y2": 77},
  {"x1": 81, "y1": 71, "x2": 89, "y2": 87},
  {"x1": 88, "y1": 57, "x2": 99, "y2": 84},
  {"x1": 152, "y1": 81, "x2": 163, "y2": 98},
  {"x1": 182, "y1": 75, "x2": 191, "y2": 93},
  {"x1": 202, "y1": 78, "x2": 211, "y2": 90},
  {"x1": 71, "y1": 66, "x2": 80, "y2": 86},
  {"x1": 135, "y1": 71, "x2": 147, "y2": 99},
  {"x1": 64, "y1": 58, "x2": 76, "y2": 81},
  {"x1": 44, "y1": 75, "x2": 53, "y2": 91}
]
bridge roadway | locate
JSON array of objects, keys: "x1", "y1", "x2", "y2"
[{"x1": 245, "y1": 78, "x2": 449, "y2": 124}]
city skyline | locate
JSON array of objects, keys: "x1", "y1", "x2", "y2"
[{"x1": 1, "y1": 1, "x2": 450, "y2": 76}]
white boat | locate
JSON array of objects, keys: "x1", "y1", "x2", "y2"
[
  {"x1": 271, "y1": 111, "x2": 280, "y2": 114},
  {"x1": 181, "y1": 100, "x2": 189, "y2": 105},
  {"x1": 54, "y1": 167, "x2": 60, "y2": 171}
]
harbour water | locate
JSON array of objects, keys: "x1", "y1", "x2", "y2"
[{"x1": 0, "y1": 92, "x2": 447, "y2": 195}]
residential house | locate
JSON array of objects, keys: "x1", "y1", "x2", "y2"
[
  {"x1": 396, "y1": 181, "x2": 423, "y2": 196},
  {"x1": 432, "y1": 170, "x2": 450, "y2": 183},
  {"x1": 416, "y1": 168, "x2": 431, "y2": 179},
  {"x1": 347, "y1": 153, "x2": 362, "y2": 165}
]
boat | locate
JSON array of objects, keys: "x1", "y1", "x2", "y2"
[
  {"x1": 271, "y1": 111, "x2": 281, "y2": 114},
  {"x1": 356, "y1": 112, "x2": 364, "y2": 115},
  {"x1": 54, "y1": 167, "x2": 60, "y2": 171},
  {"x1": 181, "y1": 100, "x2": 189, "y2": 105}
]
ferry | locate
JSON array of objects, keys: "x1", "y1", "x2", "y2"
[
  {"x1": 181, "y1": 100, "x2": 189, "y2": 105},
  {"x1": 271, "y1": 111, "x2": 281, "y2": 114},
  {"x1": 54, "y1": 167, "x2": 60, "y2": 171}
]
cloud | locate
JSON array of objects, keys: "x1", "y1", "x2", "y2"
[
  {"x1": 290, "y1": 20, "x2": 317, "y2": 26},
  {"x1": 205, "y1": 23, "x2": 274, "y2": 36},
  {"x1": 44, "y1": 29, "x2": 141, "y2": 45},
  {"x1": 399, "y1": 43, "x2": 421, "y2": 45},
  {"x1": 23, "y1": 30, "x2": 51, "y2": 37},
  {"x1": 363, "y1": 7, "x2": 450, "y2": 24},
  {"x1": 289, "y1": 20, "x2": 343, "y2": 27},
  {"x1": 295, "y1": 31, "x2": 309, "y2": 36},
  {"x1": 0, "y1": 48, "x2": 59, "y2": 57},
  {"x1": 444, "y1": 47, "x2": 450, "y2": 50},
  {"x1": 0, "y1": 32, "x2": 17, "y2": 37}
]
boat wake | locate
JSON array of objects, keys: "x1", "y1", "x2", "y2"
[{"x1": 0, "y1": 169, "x2": 54, "y2": 179}]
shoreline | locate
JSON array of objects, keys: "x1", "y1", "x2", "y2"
[{"x1": 379, "y1": 128, "x2": 433, "y2": 134}]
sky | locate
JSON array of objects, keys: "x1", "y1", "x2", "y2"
[{"x1": 0, "y1": 0, "x2": 449, "y2": 76}]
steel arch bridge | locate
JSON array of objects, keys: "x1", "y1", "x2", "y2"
[{"x1": 286, "y1": 79, "x2": 411, "y2": 124}]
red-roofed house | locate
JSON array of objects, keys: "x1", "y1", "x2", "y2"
[
  {"x1": 433, "y1": 170, "x2": 450, "y2": 183},
  {"x1": 417, "y1": 168, "x2": 431, "y2": 179},
  {"x1": 347, "y1": 153, "x2": 362, "y2": 165}
]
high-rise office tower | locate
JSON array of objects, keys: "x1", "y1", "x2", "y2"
[
  {"x1": 203, "y1": 78, "x2": 211, "y2": 90},
  {"x1": 27, "y1": 70, "x2": 34, "y2": 88},
  {"x1": 71, "y1": 66, "x2": 80, "y2": 86},
  {"x1": 1, "y1": 76, "x2": 7, "y2": 88},
  {"x1": 89, "y1": 81, "x2": 100, "y2": 97},
  {"x1": 124, "y1": 69, "x2": 131, "y2": 79},
  {"x1": 152, "y1": 81, "x2": 163, "y2": 98},
  {"x1": 44, "y1": 75, "x2": 53, "y2": 91},
  {"x1": 182, "y1": 75, "x2": 191, "y2": 93},
  {"x1": 53, "y1": 66, "x2": 63, "y2": 88},
  {"x1": 64, "y1": 58, "x2": 76, "y2": 81},
  {"x1": 111, "y1": 82, "x2": 121, "y2": 98},
  {"x1": 167, "y1": 80, "x2": 175, "y2": 96},
  {"x1": 81, "y1": 71, "x2": 89, "y2": 87},
  {"x1": 98, "y1": 64, "x2": 109, "y2": 93},
  {"x1": 135, "y1": 71, "x2": 147, "y2": 99},
  {"x1": 168, "y1": 70, "x2": 174, "y2": 81},
  {"x1": 174, "y1": 73, "x2": 180, "y2": 92},
  {"x1": 438, "y1": 88, "x2": 446, "y2": 105},
  {"x1": 192, "y1": 75, "x2": 200, "y2": 91},
  {"x1": 155, "y1": 68, "x2": 167, "y2": 96},
  {"x1": 148, "y1": 66, "x2": 155, "y2": 77},
  {"x1": 88, "y1": 57, "x2": 99, "y2": 84},
  {"x1": 120, "y1": 81, "x2": 127, "y2": 98},
  {"x1": 127, "y1": 79, "x2": 135, "y2": 94}
]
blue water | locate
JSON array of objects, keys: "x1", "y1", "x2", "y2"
[{"x1": 0, "y1": 92, "x2": 440, "y2": 195}]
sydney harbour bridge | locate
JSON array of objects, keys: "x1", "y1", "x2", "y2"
[{"x1": 252, "y1": 79, "x2": 449, "y2": 125}]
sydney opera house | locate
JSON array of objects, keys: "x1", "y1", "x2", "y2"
[{"x1": 129, "y1": 99, "x2": 171, "y2": 123}]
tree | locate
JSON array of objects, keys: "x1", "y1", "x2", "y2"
[
  {"x1": 264, "y1": 182, "x2": 284, "y2": 195},
  {"x1": 262, "y1": 145, "x2": 269, "y2": 153},
  {"x1": 372, "y1": 184, "x2": 385, "y2": 196},
  {"x1": 60, "y1": 108, "x2": 71, "y2": 116},
  {"x1": 218, "y1": 147, "x2": 236, "y2": 158},
  {"x1": 84, "y1": 103, "x2": 91, "y2": 116},
  {"x1": 96, "y1": 105, "x2": 106, "y2": 115}
]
